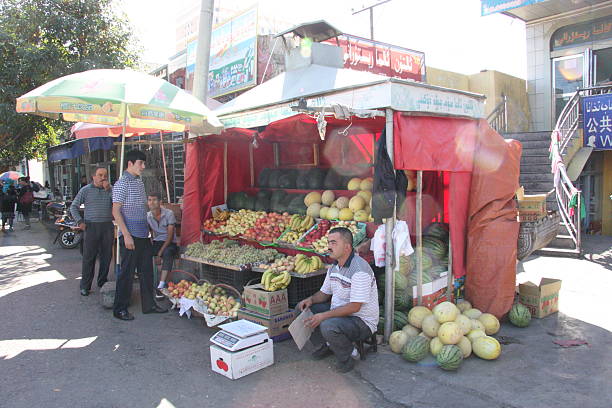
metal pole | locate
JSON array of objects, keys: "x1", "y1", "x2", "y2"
[
  {"x1": 383, "y1": 108, "x2": 395, "y2": 342},
  {"x1": 370, "y1": 8, "x2": 374, "y2": 40},
  {"x1": 223, "y1": 141, "x2": 228, "y2": 203},
  {"x1": 193, "y1": 0, "x2": 214, "y2": 103},
  {"x1": 446, "y1": 237, "x2": 453, "y2": 300},
  {"x1": 416, "y1": 170, "x2": 423, "y2": 305},
  {"x1": 160, "y1": 132, "x2": 171, "y2": 202}
]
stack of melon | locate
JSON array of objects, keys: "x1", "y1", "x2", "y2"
[
  {"x1": 389, "y1": 300, "x2": 503, "y2": 371},
  {"x1": 303, "y1": 179, "x2": 374, "y2": 222}
]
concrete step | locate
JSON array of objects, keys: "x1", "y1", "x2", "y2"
[
  {"x1": 548, "y1": 234, "x2": 578, "y2": 249},
  {"x1": 504, "y1": 131, "x2": 551, "y2": 142},
  {"x1": 534, "y1": 246, "x2": 581, "y2": 258},
  {"x1": 520, "y1": 155, "x2": 550, "y2": 165},
  {"x1": 519, "y1": 164, "x2": 551, "y2": 174},
  {"x1": 519, "y1": 140, "x2": 550, "y2": 149},
  {"x1": 520, "y1": 173, "x2": 553, "y2": 183}
]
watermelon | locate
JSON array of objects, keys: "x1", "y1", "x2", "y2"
[
  {"x1": 258, "y1": 168, "x2": 271, "y2": 187},
  {"x1": 324, "y1": 168, "x2": 343, "y2": 190},
  {"x1": 308, "y1": 168, "x2": 326, "y2": 189},
  {"x1": 267, "y1": 169, "x2": 281, "y2": 188},
  {"x1": 424, "y1": 222, "x2": 449, "y2": 241},
  {"x1": 401, "y1": 336, "x2": 430, "y2": 362},
  {"x1": 509, "y1": 303, "x2": 532, "y2": 328},
  {"x1": 436, "y1": 344, "x2": 463, "y2": 371},
  {"x1": 394, "y1": 270, "x2": 409, "y2": 290},
  {"x1": 254, "y1": 197, "x2": 270, "y2": 212},
  {"x1": 423, "y1": 236, "x2": 448, "y2": 261},
  {"x1": 394, "y1": 288, "x2": 412, "y2": 312},
  {"x1": 394, "y1": 311, "x2": 408, "y2": 330},
  {"x1": 408, "y1": 253, "x2": 433, "y2": 274},
  {"x1": 278, "y1": 170, "x2": 298, "y2": 189},
  {"x1": 295, "y1": 169, "x2": 310, "y2": 189}
]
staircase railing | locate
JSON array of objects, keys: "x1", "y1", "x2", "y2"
[
  {"x1": 487, "y1": 94, "x2": 507, "y2": 134},
  {"x1": 551, "y1": 85, "x2": 612, "y2": 253}
]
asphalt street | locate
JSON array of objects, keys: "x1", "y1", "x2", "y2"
[{"x1": 1, "y1": 220, "x2": 610, "y2": 408}]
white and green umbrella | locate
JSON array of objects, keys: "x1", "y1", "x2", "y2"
[
  {"x1": 17, "y1": 68, "x2": 222, "y2": 134},
  {"x1": 16, "y1": 68, "x2": 223, "y2": 271}
]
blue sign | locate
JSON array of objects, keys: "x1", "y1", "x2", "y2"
[
  {"x1": 481, "y1": 0, "x2": 547, "y2": 16},
  {"x1": 583, "y1": 94, "x2": 612, "y2": 150}
]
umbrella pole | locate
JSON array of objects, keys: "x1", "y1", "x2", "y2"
[
  {"x1": 160, "y1": 132, "x2": 171, "y2": 202},
  {"x1": 116, "y1": 113, "x2": 127, "y2": 272}
]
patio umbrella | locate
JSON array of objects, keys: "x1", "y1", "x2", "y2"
[
  {"x1": 16, "y1": 68, "x2": 224, "y2": 274},
  {"x1": 0, "y1": 171, "x2": 24, "y2": 182}
]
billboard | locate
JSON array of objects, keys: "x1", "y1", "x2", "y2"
[
  {"x1": 208, "y1": 7, "x2": 258, "y2": 98},
  {"x1": 324, "y1": 34, "x2": 425, "y2": 82},
  {"x1": 584, "y1": 94, "x2": 612, "y2": 150}
]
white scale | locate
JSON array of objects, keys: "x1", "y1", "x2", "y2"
[{"x1": 210, "y1": 319, "x2": 269, "y2": 352}]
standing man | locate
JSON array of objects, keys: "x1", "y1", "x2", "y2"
[
  {"x1": 70, "y1": 167, "x2": 113, "y2": 296},
  {"x1": 146, "y1": 192, "x2": 179, "y2": 298},
  {"x1": 17, "y1": 177, "x2": 34, "y2": 229},
  {"x1": 112, "y1": 150, "x2": 167, "y2": 321},
  {"x1": 296, "y1": 227, "x2": 379, "y2": 373}
]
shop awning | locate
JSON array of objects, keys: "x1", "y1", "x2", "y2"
[
  {"x1": 214, "y1": 64, "x2": 486, "y2": 129},
  {"x1": 47, "y1": 137, "x2": 115, "y2": 162}
]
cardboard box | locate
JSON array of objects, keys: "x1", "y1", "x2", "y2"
[
  {"x1": 210, "y1": 340, "x2": 273, "y2": 380},
  {"x1": 519, "y1": 278, "x2": 562, "y2": 318},
  {"x1": 242, "y1": 284, "x2": 288, "y2": 317},
  {"x1": 516, "y1": 187, "x2": 548, "y2": 219},
  {"x1": 411, "y1": 275, "x2": 453, "y2": 309},
  {"x1": 237, "y1": 308, "x2": 296, "y2": 342}
]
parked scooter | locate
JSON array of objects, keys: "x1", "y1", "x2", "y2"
[{"x1": 47, "y1": 201, "x2": 83, "y2": 250}]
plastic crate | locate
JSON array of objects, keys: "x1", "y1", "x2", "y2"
[
  {"x1": 287, "y1": 274, "x2": 326, "y2": 308},
  {"x1": 199, "y1": 263, "x2": 258, "y2": 292}
]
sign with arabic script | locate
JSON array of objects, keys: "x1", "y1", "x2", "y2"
[
  {"x1": 583, "y1": 93, "x2": 612, "y2": 150},
  {"x1": 324, "y1": 34, "x2": 425, "y2": 82},
  {"x1": 552, "y1": 15, "x2": 612, "y2": 51}
]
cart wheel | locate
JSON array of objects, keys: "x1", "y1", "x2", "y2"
[{"x1": 59, "y1": 229, "x2": 81, "y2": 249}]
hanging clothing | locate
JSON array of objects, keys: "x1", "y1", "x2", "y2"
[
  {"x1": 372, "y1": 128, "x2": 408, "y2": 223},
  {"x1": 370, "y1": 224, "x2": 386, "y2": 267},
  {"x1": 392, "y1": 220, "x2": 413, "y2": 271}
]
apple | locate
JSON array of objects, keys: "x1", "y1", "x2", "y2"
[{"x1": 216, "y1": 358, "x2": 229, "y2": 372}]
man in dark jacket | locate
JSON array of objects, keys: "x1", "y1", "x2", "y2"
[
  {"x1": 1, "y1": 185, "x2": 18, "y2": 232},
  {"x1": 17, "y1": 177, "x2": 34, "y2": 229}
]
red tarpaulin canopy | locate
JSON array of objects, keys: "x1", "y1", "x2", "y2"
[{"x1": 181, "y1": 113, "x2": 520, "y2": 318}]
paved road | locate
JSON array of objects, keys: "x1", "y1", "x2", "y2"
[{"x1": 1, "y1": 221, "x2": 610, "y2": 408}]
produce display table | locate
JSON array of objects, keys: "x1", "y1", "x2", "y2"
[{"x1": 180, "y1": 255, "x2": 258, "y2": 292}]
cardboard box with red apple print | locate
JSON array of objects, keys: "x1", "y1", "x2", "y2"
[
  {"x1": 243, "y1": 284, "x2": 288, "y2": 317},
  {"x1": 210, "y1": 340, "x2": 274, "y2": 380}
]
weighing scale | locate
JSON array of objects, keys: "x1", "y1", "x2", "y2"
[{"x1": 210, "y1": 319, "x2": 269, "y2": 352}]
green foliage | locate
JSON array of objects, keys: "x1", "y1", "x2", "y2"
[{"x1": 0, "y1": 0, "x2": 140, "y2": 165}]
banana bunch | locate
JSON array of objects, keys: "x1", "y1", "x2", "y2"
[
  {"x1": 289, "y1": 214, "x2": 314, "y2": 233},
  {"x1": 213, "y1": 208, "x2": 231, "y2": 221},
  {"x1": 294, "y1": 254, "x2": 323, "y2": 274},
  {"x1": 281, "y1": 230, "x2": 301, "y2": 244},
  {"x1": 261, "y1": 268, "x2": 292, "y2": 291},
  {"x1": 312, "y1": 236, "x2": 329, "y2": 253}
]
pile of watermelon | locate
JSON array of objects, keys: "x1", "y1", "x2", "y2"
[{"x1": 389, "y1": 300, "x2": 513, "y2": 371}]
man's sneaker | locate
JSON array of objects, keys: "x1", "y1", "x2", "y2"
[
  {"x1": 335, "y1": 358, "x2": 355, "y2": 373},
  {"x1": 311, "y1": 345, "x2": 333, "y2": 361},
  {"x1": 155, "y1": 288, "x2": 165, "y2": 300}
]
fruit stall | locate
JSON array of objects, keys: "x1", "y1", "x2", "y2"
[{"x1": 178, "y1": 27, "x2": 521, "y2": 340}]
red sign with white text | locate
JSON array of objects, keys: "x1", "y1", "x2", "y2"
[{"x1": 325, "y1": 34, "x2": 425, "y2": 82}]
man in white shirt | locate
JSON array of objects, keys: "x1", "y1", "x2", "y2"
[{"x1": 296, "y1": 227, "x2": 379, "y2": 373}]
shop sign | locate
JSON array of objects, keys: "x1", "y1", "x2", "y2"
[
  {"x1": 324, "y1": 34, "x2": 425, "y2": 82},
  {"x1": 480, "y1": 0, "x2": 546, "y2": 16},
  {"x1": 583, "y1": 93, "x2": 612, "y2": 150},
  {"x1": 551, "y1": 15, "x2": 612, "y2": 50},
  {"x1": 208, "y1": 7, "x2": 258, "y2": 98}
]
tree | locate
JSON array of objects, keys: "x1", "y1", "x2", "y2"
[{"x1": 0, "y1": 0, "x2": 140, "y2": 166}]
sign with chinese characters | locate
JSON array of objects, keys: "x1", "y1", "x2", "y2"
[
  {"x1": 583, "y1": 93, "x2": 612, "y2": 150},
  {"x1": 324, "y1": 34, "x2": 425, "y2": 82},
  {"x1": 480, "y1": 0, "x2": 546, "y2": 16},
  {"x1": 208, "y1": 7, "x2": 258, "y2": 98},
  {"x1": 551, "y1": 15, "x2": 612, "y2": 51}
]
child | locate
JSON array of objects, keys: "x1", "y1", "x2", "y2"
[{"x1": 1, "y1": 185, "x2": 17, "y2": 232}]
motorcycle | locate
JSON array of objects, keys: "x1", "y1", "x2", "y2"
[{"x1": 47, "y1": 201, "x2": 83, "y2": 250}]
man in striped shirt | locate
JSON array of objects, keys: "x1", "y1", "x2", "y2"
[
  {"x1": 112, "y1": 150, "x2": 167, "y2": 321},
  {"x1": 297, "y1": 227, "x2": 379, "y2": 373},
  {"x1": 70, "y1": 167, "x2": 113, "y2": 296}
]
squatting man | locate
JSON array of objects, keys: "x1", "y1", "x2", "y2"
[{"x1": 296, "y1": 227, "x2": 379, "y2": 373}]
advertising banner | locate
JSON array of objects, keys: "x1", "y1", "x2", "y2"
[
  {"x1": 583, "y1": 93, "x2": 612, "y2": 150},
  {"x1": 325, "y1": 34, "x2": 425, "y2": 82},
  {"x1": 208, "y1": 7, "x2": 258, "y2": 98}
]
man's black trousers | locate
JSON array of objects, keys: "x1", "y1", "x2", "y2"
[
  {"x1": 113, "y1": 236, "x2": 155, "y2": 314},
  {"x1": 80, "y1": 221, "x2": 113, "y2": 290}
]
